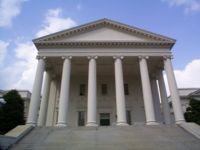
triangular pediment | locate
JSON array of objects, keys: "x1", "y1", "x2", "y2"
[
  {"x1": 33, "y1": 18, "x2": 175, "y2": 45},
  {"x1": 48, "y1": 27, "x2": 156, "y2": 42}
]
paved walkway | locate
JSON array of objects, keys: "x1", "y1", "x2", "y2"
[{"x1": 11, "y1": 125, "x2": 200, "y2": 150}]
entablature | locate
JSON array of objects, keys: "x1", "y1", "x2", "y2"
[{"x1": 34, "y1": 41, "x2": 174, "y2": 49}]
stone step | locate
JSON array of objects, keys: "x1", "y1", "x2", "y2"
[{"x1": 10, "y1": 125, "x2": 200, "y2": 150}]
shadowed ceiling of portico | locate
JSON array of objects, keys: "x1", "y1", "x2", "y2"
[{"x1": 46, "y1": 57, "x2": 164, "y2": 78}]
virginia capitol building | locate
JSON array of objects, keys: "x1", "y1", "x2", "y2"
[{"x1": 26, "y1": 19, "x2": 185, "y2": 127}]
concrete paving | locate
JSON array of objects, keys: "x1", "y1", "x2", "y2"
[{"x1": 10, "y1": 125, "x2": 200, "y2": 150}]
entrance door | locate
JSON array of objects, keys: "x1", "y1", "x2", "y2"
[
  {"x1": 100, "y1": 113, "x2": 110, "y2": 126},
  {"x1": 78, "y1": 111, "x2": 85, "y2": 126}
]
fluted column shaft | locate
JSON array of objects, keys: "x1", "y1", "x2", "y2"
[
  {"x1": 57, "y1": 56, "x2": 72, "y2": 127},
  {"x1": 164, "y1": 56, "x2": 185, "y2": 124},
  {"x1": 151, "y1": 78, "x2": 162, "y2": 122},
  {"x1": 38, "y1": 71, "x2": 51, "y2": 126},
  {"x1": 86, "y1": 56, "x2": 98, "y2": 126},
  {"x1": 27, "y1": 57, "x2": 45, "y2": 126},
  {"x1": 139, "y1": 56, "x2": 157, "y2": 125},
  {"x1": 114, "y1": 56, "x2": 128, "y2": 126},
  {"x1": 157, "y1": 70, "x2": 171, "y2": 125}
]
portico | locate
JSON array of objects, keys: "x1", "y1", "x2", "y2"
[{"x1": 27, "y1": 19, "x2": 185, "y2": 127}]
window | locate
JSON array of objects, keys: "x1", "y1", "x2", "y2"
[
  {"x1": 124, "y1": 84, "x2": 129, "y2": 95},
  {"x1": 101, "y1": 84, "x2": 108, "y2": 95},
  {"x1": 80, "y1": 84, "x2": 86, "y2": 96},
  {"x1": 78, "y1": 111, "x2": 85, "y2": 126},
  {"x1": 100, "y1": 113, "x2": 110, "y2": 126},
  {"x1": 126, "y1": 110, "x2": 132, "y2": 125}
]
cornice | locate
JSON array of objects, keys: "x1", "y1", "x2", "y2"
[{"x1": 34, "y1": 41, "x2": 174, "y2": 49}]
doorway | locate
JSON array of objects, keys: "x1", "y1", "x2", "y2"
[{"x1": 100, "y1": 113, "x2": 110, "y2": 126}]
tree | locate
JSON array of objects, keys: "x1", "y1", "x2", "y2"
[
  {"x1": 0, "y1": 90, "x2": 25, "y2": 134},
  {"x1": 184, "y1": 98, "x2": 200, "y2": 125}
]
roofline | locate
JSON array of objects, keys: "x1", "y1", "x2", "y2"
[
  {"x1": 0, "y1": 89, "x2": 31, "y2": 94},
  {"x1": 177, "y1": 88, "x2": 200, "y2": 90},
  {"x1": 33, "y1": 18, "x2": 107, "y2": 42},
  {"x1": 33, "y1": 18, "x2": 176, "y2": 44},
  {"x1": 187, "y1": 89, "x2": 200, "y2": 97},
  {"x1": 104, "y1": 18, "x2": 176, "y2": 42}
]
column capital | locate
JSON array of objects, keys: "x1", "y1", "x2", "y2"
[
  {"x1": 163, "y1": 55, "x2": 173, "y2": 60},
  {"x1": 138, "y1": 55, "x2": 149, "y2": 60},
  {"x1": 36, "y1": 56, "x2": 46, "y2": 60},
  {"x1": 113, "y1": 56, "x2": 124, "y2": 60},
  {"x1": 62, "y1": 56, "x2": 72, "y2": 60},
  {"x1": 87, "y1": 56, "x2": 98, "y2": 59}
]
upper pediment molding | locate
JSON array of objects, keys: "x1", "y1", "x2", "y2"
[
  {"x1": 33, "y1": 18, "x2": 176, "y2": 44},
  {"x1": 34, "y1": 41, "x2": 174, "y2": 49}
]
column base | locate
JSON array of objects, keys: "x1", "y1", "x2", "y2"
[
  {"x1": 175, "y1": 120, "x2": 185, "y2": 124},
  {"x1": 116, "y1": 122, "x2": 129, "y2": 126},
  {"x1": 86, "y1": 122, "x2": 98, "y2": 127},
  {"x1": 56, "y1": 123, "x2": 67, "y2": 127},
  {"x1": 146, "y1": 121, "x2": 160, "y2": 125}
]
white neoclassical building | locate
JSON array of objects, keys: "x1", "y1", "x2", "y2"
[{"x1": 27, "y1": 19, "x2": 185, "y2": 127}]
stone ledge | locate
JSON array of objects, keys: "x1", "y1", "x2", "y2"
[
  {"x1": 179, "y1": 122, "x2": 200, "y2": 139},
  {"x1": 5, "y1": 125, "x2": 33, "y2": 138},
  {"x1": 0, "y1": 125, "x2": 34, "y2": 150}
]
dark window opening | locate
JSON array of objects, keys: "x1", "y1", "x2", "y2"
[
  {"x1": 124, "y1": 84, "x2": 129, "y2": 95},
  {"x1": 80, "y1": 84, "x2": 86, "y2": 96},
  {"x1": 101, "y1": 84, "x2": 108, "y2": 95},
  {"x1": 126, "y1": 110, "x2": 131, "y2": 125}
]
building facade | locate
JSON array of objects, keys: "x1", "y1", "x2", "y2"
[
  {"x1": 169, "y1": 88, "x2": 200, "y2": 113},
  {"x1": 27, "y1": 19, "x2": 185, "y2": 127}
]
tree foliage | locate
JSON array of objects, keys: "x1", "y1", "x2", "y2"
[
  {"x1": 184, "y1": 98, "x2": 200, "y2": 125},
  {"x1": 0, "y1": 90, "x2": 25, "y2": 134}
]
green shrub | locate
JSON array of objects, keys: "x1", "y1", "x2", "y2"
[
  {"x1": 184, "y1": 98, "x2": 200, "y2": 125},
  {"x1": 0, "y1": 90, "x2": 25, "y2": 134}
]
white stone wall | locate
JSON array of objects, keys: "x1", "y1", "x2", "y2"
[{"x1": 45, "y1": 75, "x2": 148, "y2": 126}]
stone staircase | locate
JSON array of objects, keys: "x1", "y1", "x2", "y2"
[{"x1": 10, "y1": 125, "x2": 200, "y2": 150}]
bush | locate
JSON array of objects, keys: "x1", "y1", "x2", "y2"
[
  {"x1": 0, "y1": 90, "x2": 25, "y2": 134},
  {"x1": 184, "y1": 98, "x2": 200, "y2": 125}
]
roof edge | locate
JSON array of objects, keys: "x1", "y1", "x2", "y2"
[{"x1": 33, "y1": 18, "x2": 176, "y2": 44}]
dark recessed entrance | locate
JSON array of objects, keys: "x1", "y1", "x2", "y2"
[{"x1": 100, "y1": 113, "x2": 110, "y2": 126}]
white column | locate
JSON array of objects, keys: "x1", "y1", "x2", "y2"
[
  {"x1": 57, "y1": 56, "x2": 72, "y2": 127},
  {"x1": 151, "y1": 78, "x2": 162, "y2": 123},
  {"x1": 27, "y1": 56, "x2": 45, "y2": 126},
  {"x1": 164, "y1": 56, "x2": 185, "y2": 124},
  {"x1": 157, "y1": 70, "x2": 171, "y2": 125},
  {"x1": 139, "y1": 56, "x2": 157, "y2": 125},
  {"x1": 38, "y1": 71, "x2": 51, "y2": 126},
  {"x1": 114, "y1": 56, "x2": 128, "y2": 126},
  {"x1": 46, "y1": 79, "x2": 57, "y2": 126},
  {"x1": 87, "y1": 56, "x2": 98, "y2": 126}
]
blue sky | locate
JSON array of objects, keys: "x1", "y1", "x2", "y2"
[{"x1": 0, "y1": 0, "x2": 200, "y2": 90}]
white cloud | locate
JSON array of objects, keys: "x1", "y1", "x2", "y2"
[
  {"x1": 162, "y1": 0, "x2": 200, "y2": 13},
  {"x1": 36, "y1": 8, "x2": 77, "y2": 37},
  {"x1": 164, "y1": 59, "x2": 200, "y2": 95},
  {"x1": 11, "y1": 42, "x2": 37, "y2": 90},
  {"x1": 174, "y1": 59, "x2": 200, "y2": 87},
  {"x1": 0, "y1": 40, "x2": 9, "y2": 64},
  {"x1": 0, "y1": 8, "x2": 77, "y2": 91},
  {"x1": 0, "y1": 42, "x2": 37, "y2": 90},
  {"x1": 0, "y1": 0, "x2": 27, "y2": 27}
]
